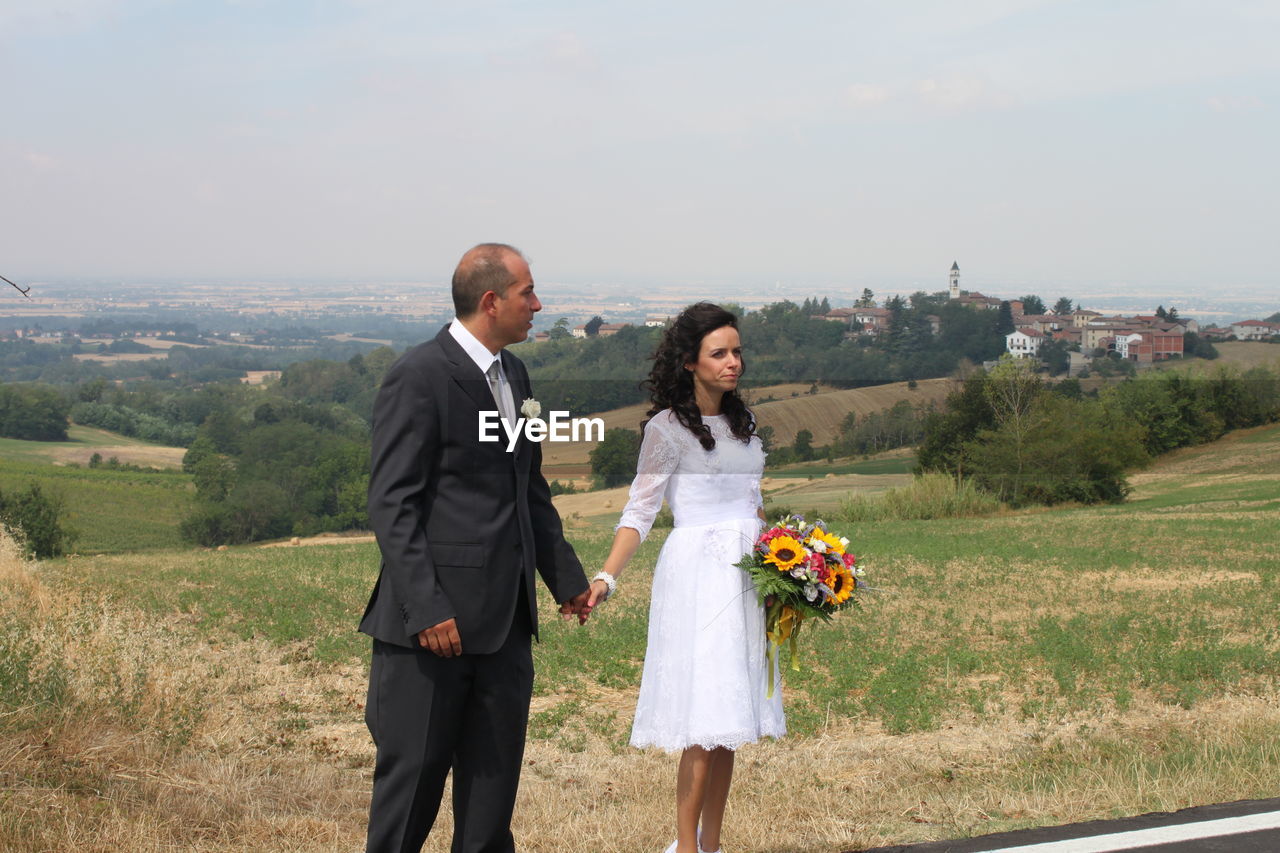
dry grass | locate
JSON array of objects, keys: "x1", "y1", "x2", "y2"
[
  {"x1": 1199, "y1": 341, "x2": 1280, "y2": 371},
  {"x1": 5, "y1": 425, "x2": 1280, "y2": 851},
  {"x1": 551, "y1": 471, "x2": 912, "y2": 523}
]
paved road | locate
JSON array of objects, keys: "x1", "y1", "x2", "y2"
[{"x1": 855, "y1": 798, "x2": 1280, "y2": 853}]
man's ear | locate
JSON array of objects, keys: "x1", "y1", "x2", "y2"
[{"x1": 478, "y1": 290, "x2": 500, "y2": 316}]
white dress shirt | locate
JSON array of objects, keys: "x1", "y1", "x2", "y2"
[{"x1": 448, "y1": 319, "x2": 516, "y2": 423}]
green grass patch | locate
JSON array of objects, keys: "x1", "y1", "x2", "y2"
[
  {"x1": 54, "y1": 542, "x2": 378, "y2": 661},
  {"x1": 767, "y1": 454, "x2": 916, "y2": 478},
  {"x1": 0, "y1": 458, "x2": 194, "y2": 552}
]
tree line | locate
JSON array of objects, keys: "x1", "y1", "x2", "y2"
[{"x1": 917, "y1": 360, "x2": 1280, "y2": 506}]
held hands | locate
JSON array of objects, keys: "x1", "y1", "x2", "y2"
[
  {"x1": 586, "y1": 579, "x2": 612, "y2": 609},
  {"x1": 563, "y1": 576, "x2": 614, "y2": 625},
  {"x1": 560, "y1": 589, "x2": 594, "y2": 626}
]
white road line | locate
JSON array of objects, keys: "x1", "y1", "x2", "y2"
[{"x1": 980, "y1": 810, "x2": 1280, "y2": 853}]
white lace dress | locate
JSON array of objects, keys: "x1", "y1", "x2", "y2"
[{"x1": 618, "y1": 408, "x2": 786, "y2": 752}]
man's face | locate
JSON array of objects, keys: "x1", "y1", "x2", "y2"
[{"x1": 492, "y1": 254, "x2": 541, "y2": 346}]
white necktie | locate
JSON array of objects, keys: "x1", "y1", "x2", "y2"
[{"x1": 486, "y1": 361, "x2": 515, "y2": 425}]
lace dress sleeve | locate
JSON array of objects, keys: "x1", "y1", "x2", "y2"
[{"x1": 615, "y1": 413, "x2": 683, "y2": 542}]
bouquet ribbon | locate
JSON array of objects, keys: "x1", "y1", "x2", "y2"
[{"x1": 764, "y1": 601, "x2": 803, "y2": 698}]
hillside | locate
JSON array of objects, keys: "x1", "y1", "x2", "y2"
[
  {"x1": 0, "y1": 424, "x2": 187, "y2": 469},
  {"x1": 0, "y1": 427, "x2": 192, "y2": 552},
  {"x1": 540, "y1": 377, "x2": 954, "y2": 479},
  {"x1": 6, "y1": 425, "x2": 1278, "y2": 851},
  {"x1": 1190, "y1": 340, "x2": 1280, "y2": 371}
]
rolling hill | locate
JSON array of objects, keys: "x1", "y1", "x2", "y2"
[{"x1": 540, "y1": 377, "x2": 954, "y2": 480}]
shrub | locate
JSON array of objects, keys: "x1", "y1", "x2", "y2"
[
  {"x1": 0, "y1": 482, "x2": 76, "y2": 558},
  {"x1": 836, "y1": 473, "x2": 1003, "y2": 522},
  {"x1": 548, "y1": 479, "x2": 579, "y2": 496}
]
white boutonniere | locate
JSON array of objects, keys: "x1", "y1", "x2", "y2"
[{"x1": 520, "y1": 398, "x2": 541, "y2": 419}]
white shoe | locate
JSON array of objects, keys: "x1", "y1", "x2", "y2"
[
  {"x1": 697, "y1": 828, "x2": 723, "y2": 853},
  {"x1": 664, "y1": 842, "x2": 677, "y2": 853}
]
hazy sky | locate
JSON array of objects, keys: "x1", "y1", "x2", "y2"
[{"x1": 2, "y1": 1, "x2": 1277, "y2": 292}]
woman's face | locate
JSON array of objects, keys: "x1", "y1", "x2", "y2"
[{"x1": 686, "y1": 324, "x2": 742, "y2": 396}]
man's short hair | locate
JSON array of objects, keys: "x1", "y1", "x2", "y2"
[{"x1": 452, "y1": 243, "x2": 525, "y2": 318}]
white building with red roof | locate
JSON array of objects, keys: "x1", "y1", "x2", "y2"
[{"x1": 1006, "y1": 327, "x2": 1045, "y2": 358}]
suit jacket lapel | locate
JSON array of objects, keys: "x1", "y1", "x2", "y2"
[{"x1": 436, "y1": 325, "x2": 500, "y2": 417}]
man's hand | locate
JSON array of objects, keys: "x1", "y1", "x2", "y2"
[
  {"x1": 560, "y1": 589, "x2": 594, "y2": 625},
  {"x1": 418, "y1": 618, "x2": 462, "y2": 657}
]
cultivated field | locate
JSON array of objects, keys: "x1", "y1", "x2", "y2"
[
  {"x1": 0, "y1": 424, "x2": 187, "y2": 470},
  {"x1": 0, "y1": 428, "x2": 192, "y2": 553},
  {"x1": 2, "y1": 425, "x2": 1279, "y2": 851},
  {"x1": 541, "y1": 378, "x2": 953, "y2": 482},
  {"x1": 552, "y1": 452, "x2": 916, "y2": 527}
]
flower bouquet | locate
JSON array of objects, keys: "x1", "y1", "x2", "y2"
[{"x1": 736, "y1": 514, "x2": 866, "y2": 697}]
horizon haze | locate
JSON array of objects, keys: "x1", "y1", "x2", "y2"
[{"x1": 2, "y1": 1, "x2": 1277, "y2": 293}]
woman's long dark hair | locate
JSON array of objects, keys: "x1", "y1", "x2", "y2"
[{"x1": 643, "y1": 302, "x2": 754, "y2": 450}]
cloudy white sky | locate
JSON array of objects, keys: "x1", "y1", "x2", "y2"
[{"x1": 1, "y1": 1, "x2": 1277, "y2": 292}]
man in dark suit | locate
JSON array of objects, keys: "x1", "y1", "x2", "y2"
[{"x1": 361, "y1": 243, "x2": 592, "y2": 852}]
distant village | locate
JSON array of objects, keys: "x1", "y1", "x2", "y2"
[
  {"x1": 5, "y1": 263, "x2": 1277, "y2": 372},
  {"x1": 529, "y1": 262, "x2": 1279, "y2": 374}
]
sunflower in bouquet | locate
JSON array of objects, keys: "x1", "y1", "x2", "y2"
[{"x1": 737, "y1": 514, "x2": 866, "y2": 696}]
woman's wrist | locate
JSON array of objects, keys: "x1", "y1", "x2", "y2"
[{"x1": 590, "y1": 572, "x2": 617, "y2": 601}]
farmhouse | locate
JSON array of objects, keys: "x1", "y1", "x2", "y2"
[
  {"x1": 1231, "y1": 319, "x2": 1280, "y2": 340},
  {"x1": 1005, "y1": 328, "x2": 1045, "y2": 359}
]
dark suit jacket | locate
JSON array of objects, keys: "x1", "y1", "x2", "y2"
[{"x1": 361, "y1": 325, "x2": 587, "y2": 654}]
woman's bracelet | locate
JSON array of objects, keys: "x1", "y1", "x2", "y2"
[{"x1": 590, "y1": 572, "x2": 617, "y2": 601}]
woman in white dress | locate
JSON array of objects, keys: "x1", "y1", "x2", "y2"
[{"x1": 586, "y1": 303, "x2": 785, "y2": 853}]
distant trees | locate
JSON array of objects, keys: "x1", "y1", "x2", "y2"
[
  {"x1": 918, "y1": 360, "x2": 1280, "y2": 507},
  {"x1": 917, "y1": 358, "x2": 1142, "y2": 505},
  {"x1": 584, "y1": 316, "x2": 605, "y2": 337},
  {"x1": 549, "y1": 318, "x2": 572, "y2": 340},
  {"x1": 70, "y1": 401, "x2": 198, "y2": 446},
  {"x1": 800, "y1": 297, "x2": 831, "y2": 315},
  {"x1": 1018, "y1": 295, "x2": 1046, "y2": 315},
  {"x1": 1183, "y1": 331, "x2": 1219, "y2": 360},
  {"x1": 170, "y1": 347, "x2": 398, "y2": 545},
  {"x1": 829, "y1": 399, "x2": 932, "y2": 457},
  {"x1": 0, "y1": 383, "x2": 70, "y2": 441},
  {"x1": 1039, "y1": 339, "x2": 1071, "y2": 376},
  {"x1": 589, "y1": 428, "x2": 641, "y2": 489},
  {"x1": 997, "y1": 302, "x2": 1016, "y2": 335},
  {"x1": 179, "y1": 411, "x2": 369, "y2": 546},
  {"x1": 1052, "y1": 297, "x2": 1074, "y2": 315}
]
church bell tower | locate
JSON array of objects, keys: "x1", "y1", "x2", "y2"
[{"x1": 949, "y1": 261, "x2": 960, "y2": 300}]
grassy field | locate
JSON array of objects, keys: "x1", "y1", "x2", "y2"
[
  {"x1": 0, "y1": 424, "x2": 187, "y2": 468},
  {"x1": 2, "y1": 424, "x2": 1279, "y2": 851},
  {"x1": 0, "y1": 456, "x2": 194, "y2": 553},
  {"x1": 541, "y1": 379, "x2": 952, "y2": 482},
  {"x1": 1204, "y1": 340, "x2": 1280, "y2": 370}
]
